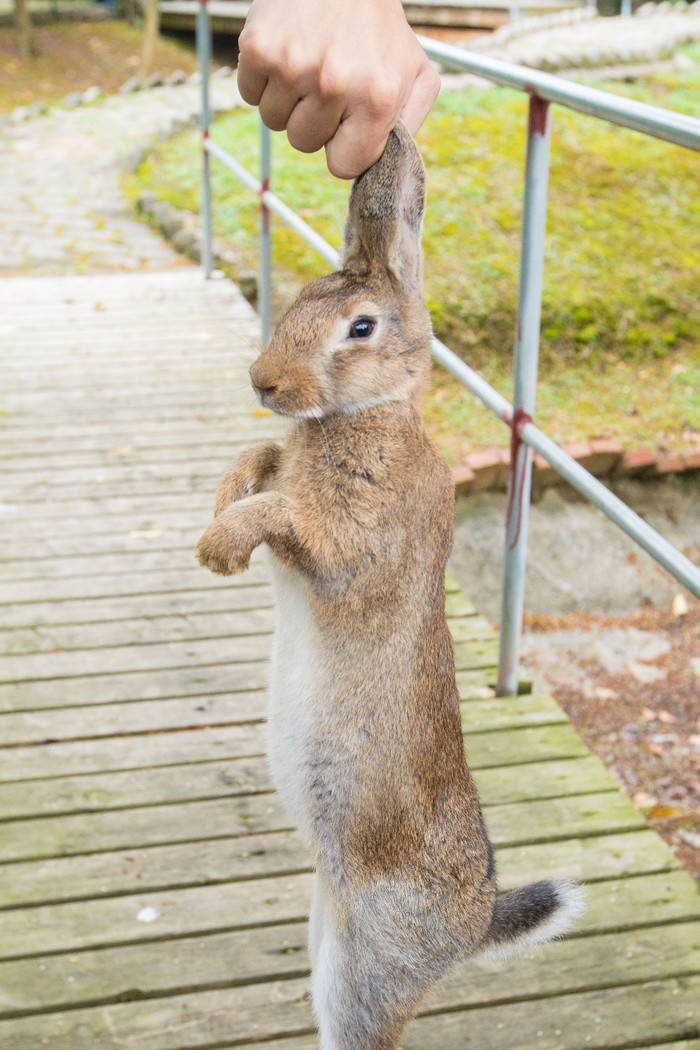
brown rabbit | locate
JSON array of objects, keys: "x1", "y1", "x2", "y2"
[{"x1": 197, "y1": 121, "x2": 583, "y2": 1050}]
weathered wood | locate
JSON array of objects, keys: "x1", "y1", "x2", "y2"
[
  {"x1": 0, "y1": 719, "x2": 589, "y2": 783},
  {"x1": 0, "y1": 691, "x2": 268, "y2": 746},
  {"x1": 0, "y1": 633, "x2": 271, "y2": 684},
  {"x1": 0, "y1": 692, "x2": 561, "y2": 749},
  {"x1": 0, "y1": 789, "x2": 644, "y2": 867},
  {"x1": 0, "y1": 753, "x2": 615, "y2": 822},
  {"x1": 0, "y1": 832, "x2": 683, "y2": 959},
  {"x1": 0, "y1": 659, "x2": 269, "y2": 713},
  {"x1": 0, "y1": 561, "x2": 270, "y2": 607},
  {"x1": 0, "y1": 606, "x2": 274, "y2": 660},
  {"x1": 0, "y1": 723, "x2": 268, "y2": 782},
  {"x1": 2, "y1": 916, "x2": 699, "y2": 1024},
  {"x1": 401, "y1": 977, "x2": 700, "y2": 1050},
  {"x1": 2, "y1": 970, "x2": 697, "y2": 1050},
  {"x1": 0, "y1": 606, "x2": 478, "y2": 661},
  {"x1": 0, "y1": 582, "x2": 272, "y2": 631}
]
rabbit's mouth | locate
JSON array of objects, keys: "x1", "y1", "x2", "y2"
[{"x1": 254, "y1": 386, "x2": 326, "y2": 420}]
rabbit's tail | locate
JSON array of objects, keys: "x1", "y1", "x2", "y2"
[{"x1": 478, "y1": 880, "x2": 585, "y2": 964}]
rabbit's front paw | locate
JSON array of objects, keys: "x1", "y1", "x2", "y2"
[
  {"x1": 214, "y1": 471, "x2": 257, "y2": 517},
  {"x1": 197, "y1": 515, "x2": 255, "y2": 576},
  {"x1": 214, "y1": 443, "x2": 281, "y2": 516}
]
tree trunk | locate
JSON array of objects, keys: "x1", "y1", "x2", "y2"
[
  {"x1": 14, "y1": 0, "x2": 37, "y2": 60},
  {"x1": 139, "y1": 0, "x2": 160, "y2": 79},
  {"x1": 123, "y1": 0, "x2": 137, "y2": 26}
]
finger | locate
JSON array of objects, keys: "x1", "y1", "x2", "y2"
[
  {"x1": 257, "y1": 78, "x2": 301, "y2": 132},
  {"x1": 236, "y1": 50, "x2": 269, "y2": 107},
  {"x1": 285, "y1": 94, "x2": 346, "y2": 154},
  {"x1": 400, "y1": 65, "x2": 441, "y2": 136},
  {"x1": 324, "y1": 110, "x2": 396, "y2": 180}
]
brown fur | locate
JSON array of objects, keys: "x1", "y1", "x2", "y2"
[{"x1": 197, "y1": 121, "x2": 582, "y2": 1050}]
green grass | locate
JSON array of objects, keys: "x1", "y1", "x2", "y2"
[{"x1": 128, "y1": 50, "x2": 700, "y2": 461}]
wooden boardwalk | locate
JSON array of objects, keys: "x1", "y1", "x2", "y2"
[{"x1": 0, "y1": 269, "x2": 698, "y2": 1050}]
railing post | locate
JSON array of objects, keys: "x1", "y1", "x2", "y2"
[
  {"x1": 497, "y1": 93, "x2": 552, "y2": 697},
  {"x1": 259, "y1": 120, "x2": 272, "y2": 347},
  {"x1": 197, "y1": 0, "x2": 214, "y2": 278}
]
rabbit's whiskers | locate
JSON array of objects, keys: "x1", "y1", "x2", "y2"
[{"x1": 316, "y1": 418, "x2": 333, "y2": 470}]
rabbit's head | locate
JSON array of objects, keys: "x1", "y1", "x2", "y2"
[{"x1": 249, "y1": 121, "x2": 432, "y2": 419}]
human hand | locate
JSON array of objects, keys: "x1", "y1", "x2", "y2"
[{"x1": 237, "y1": 0, "x2": 440, "y2": 179}]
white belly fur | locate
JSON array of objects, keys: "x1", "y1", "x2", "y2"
[{"x1": 266, "y1": 553, "x2": 318, "y2": 838}]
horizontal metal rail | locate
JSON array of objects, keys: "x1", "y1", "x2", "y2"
[
  {"x1": 197, "y1": 2, "x2": 700, "y2": 697},
  {"x1": 430, "y1": 336, "x2": 700, "y2": 598},
  {"x1": 205, "y1": 138, "x2": 342, "y2": 268},
  {"x1": 418, "y1": 35, "x2": 700, "y2": 153}
]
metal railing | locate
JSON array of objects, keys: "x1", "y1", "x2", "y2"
[{"x1": 196, "y1": 1, "x2": 700, "y2": 696}]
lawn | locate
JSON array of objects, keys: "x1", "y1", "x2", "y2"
[{"x1": 131, "y1": 47, "x2": 698, "y2": 461}]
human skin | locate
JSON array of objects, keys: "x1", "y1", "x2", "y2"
[{"x1": 236, "y1": 0, "x2": 441, "y2": 179}]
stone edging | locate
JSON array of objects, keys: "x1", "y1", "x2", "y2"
[
  {"x1": 453, "y1": 438, "x2": 700, "y2": 496},
  {"x1": 7, "y1": 65, "x2": 235, "y2": 126}
]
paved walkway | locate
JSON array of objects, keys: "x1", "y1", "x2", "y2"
[
  {"x1": 475, "y1": 5, "x2": 700, "y2": 67},
  {"x1": 0, "y1": 75, "x2": 242, "y2": 275}
]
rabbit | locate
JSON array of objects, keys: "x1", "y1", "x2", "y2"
[{"x1": 197, "y1": 120, "x2": 584, "y2": 1050}]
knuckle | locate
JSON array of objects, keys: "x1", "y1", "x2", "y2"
[
  {"x1": 366, "y1": 74, "x2": 401, "y2": 118},
  {"x1": 316, "y1": 61, "x2": 347, "y2": 104}
]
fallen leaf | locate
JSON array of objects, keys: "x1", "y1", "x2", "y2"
[
  {"x1": 648, "y1": 805, "x2": 685, "y2": 820},
  {"x1": 251, "y1": 408, "x2": 272, "y2": 417},
  {"x1": 594, "y1": 687, "x2": 619, "y2": 701},
  {"x1": 642, "y1": 707, "x2": 656, "y2": 722},
  {"x1": 672, "y1": 592, "x2": 689, "y2": 617},
  {"x1": 658, "y1": 710, "x2": 677, "y2": 725}
]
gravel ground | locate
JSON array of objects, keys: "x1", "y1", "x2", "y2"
[{"x1": 522, "y1": 606, "x2": 700, "y2": 881}]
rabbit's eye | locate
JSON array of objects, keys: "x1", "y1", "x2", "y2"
[{"x1": 347, "y1": 318, "x2": 376, "y2": 340}]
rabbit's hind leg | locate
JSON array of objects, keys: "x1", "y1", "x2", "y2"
[{"x1": 311, "y1": 930, "x2": 423, "y2": 1050}]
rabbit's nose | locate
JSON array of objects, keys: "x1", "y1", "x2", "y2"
[{"x1": 253, "y1": 380, "x2": 277, "y2": 398}]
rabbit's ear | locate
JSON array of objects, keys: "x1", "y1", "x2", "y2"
[{"x1": 342, "y1": 120, "x2": 426, "y2": 294}]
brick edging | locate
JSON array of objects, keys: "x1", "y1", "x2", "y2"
[{"x1": 453, "y1": 439, "x2": 700, "y2": 496}]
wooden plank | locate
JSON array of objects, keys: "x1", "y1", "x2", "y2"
[
  {"x1": 0, "y1": 606, "x2": 482, "y2": 661},
  {"x1": 1, "y1": 970, "x2": 697, "y2": 1050},
  {"x1": 0, "y1": 633, "x2": 272, "y2": 684},
  {"x1": 0, "y1": 789, "x2": 644, "y2": 867},
  {"x1": 0, "y1": 754, "x2": 616, "y2": 821},
  {"x1": 0, "y1": 693, "x2": 563, "y2": 749},
  {"x1": 0, "y1": 832, "x2": 683, "y2": 960},
  {"x1": 401, "y1": 977, "x2": 700, "y2": 1050},
  {"x1": 2, "y1": 916, "x2": 699, "y2": 1024},
  {"x1": 0, "y1": 607, "x2": 274, "y2": 660},
  {"x1": 0, "y1": 660, "x2": 269, "y2": 713},
  {"x1": 0, "y1": 723, "x2": 268, "y2": 782},
  {"x1": 0, "y1": 562, "x2": 269, "y2": 605},
  {"x1": 0, "y1": 582, "x2": 272, "y2": 631},
  {"x1": 0, "y1": 721, "x2": 588, "y2": 782},
  {"x1": 0, "y1": 691, "x2": 267, "y2": 746},
  {"x1": 0, "y1": 660, "x2": 506, "y2": 716}
]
